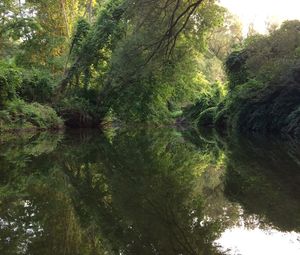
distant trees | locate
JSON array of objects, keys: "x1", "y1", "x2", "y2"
[
  {"x1": 185, "y1": 20, "x2": 300, "y2": 136},
  {"x1": 208, "y1": 12, "x2": 243, "y2": 61},
  {"x1": 219, "y1": 21, "x2": 300, "y2": 135},
  {"x1": 227, "y1": 20, "x2": 300, "y2": 86}
]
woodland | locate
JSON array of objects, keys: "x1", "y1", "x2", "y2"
[
  {"x1": 1, "y1": 0, "x2": 300, "y2": 136},
  {"x1": 2, "y1": 1, "x2": 300, "y2": 254}
]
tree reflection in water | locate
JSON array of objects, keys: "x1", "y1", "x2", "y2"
[{"x1": 1, "y1": 129, "x2": 300, "y2": 254}]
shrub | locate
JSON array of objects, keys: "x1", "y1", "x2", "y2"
[
  {"x1": 0, "y1": 75, "x2": 9, "y2": 106},
  {"x1": 223, "y1": 67, "x2": 300, "y2": 134},
  {"x1": 197, "y1": 107, "x2": 217, "y2": 127},
  {"x1": 18, "y1": 69, "x2": 56, "y2": 103},
  {"x1": 0, "y1": 99, "x2": 63, "y2": 131},
  {"x1": 55, "y1": 96, "x2": 100, "y2": 128},
  {"x1": 225, "y1": 50, "x2": 249, "y2": 90},
  {"x1": 0, "y1": 64, "x2": 23, "y2": 105},
  {"x1": 214, "y1": 106, "x2": 228, "y2": 129}
]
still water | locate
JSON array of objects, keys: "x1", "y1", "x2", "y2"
[{"x1": 0, "y1": 128, "x2": 300, "y2": 255}]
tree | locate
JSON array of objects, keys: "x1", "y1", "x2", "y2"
[{"x1": 208, "y1": 12, "x2": 243, "y2": 61}]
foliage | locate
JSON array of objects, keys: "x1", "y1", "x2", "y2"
[
  {"x1": 187, "y1": 20, "x2": 300, "y2": 136},
  {"x1": 0, "y1": 99, "x2": 63, "y2": 131},
  {"x1": 208, "y1": 11, "x2": 243, "y2": 61},
  {"x1": 56, "y1": 95, "x2": 101, "y2": 128},
  {"x1": 0, "y1": 62, "x2": 63, "y2": 131},
  {"x1": 183, "y1": 81, "x2": 226, "y2": 125},
  {"x1": 17, "y1": 69, "x2": 56, "y2": 103},
  {"x1": 0, "y1": 128, "x2": 229, "y2": 254},
  {"x1": 224, "y1": 135, "x2": 300, "y2": 231},
  {"x1": 220, "y1": 20, "x2": 300, "y2": 135},
  {"x1": 197, "y1": 107, "x2": 217, "y2": 127},
  {"x1": 59, "y1": 0, "x2": 126, "y2": 90},
  {"x1": 0, "y1": 63, "x2": 22, "y2": 106},
  {"x1": 105, "y1": 0, "x2": 225, "y2": 123},
  {"x1": 225, "y1": 50, "x2": 249, "y2": 90},
  {"x1": 1, "y1": 0, "x2": 229, "y2": 127},
  {"x1": 57, "y1": 0, "x2": 226, "y2": 124}
]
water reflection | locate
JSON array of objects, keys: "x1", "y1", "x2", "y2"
[
  {"x1": 0, "y1": 128, "x2": 300, "y2": 254},
  {"x1": 224, "y1": 135, "x2": 300, "y2": 232}
]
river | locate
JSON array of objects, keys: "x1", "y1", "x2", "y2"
[{"x1": 0, "y1": 128, "x2": 300, "y2": 255}]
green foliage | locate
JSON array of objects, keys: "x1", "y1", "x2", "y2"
[
  {"x1": 0, "y1": 99, "x2": 63, "y2": 131},
  {"x1": 60, "y1": 0, "x2": 126, "y2": 89},
  {"x1": 188, "y1": 20, "x2": 300, "y2": 136},
  {"x1": 18, "y1": 69, "x2": 56, "y2": 103},
  {"x1": 208, "y1": 11, "x2": 243, "y2": 61},
  {"x1": 0, "y1": 61, "x2": 64, "y2": 131},
  {"x1": 0, "y1": 75, "x2": 9, "y2": 106},
  {"x1": 1, "y1": 0, "x2": 228, "y2": 127},
  {"x1": 225, "y1": 50, "x2": 249, "y2": 90},
  {"x1": 183, "y1": 81, "x2": 226, "y2": 126},
  {"x1": 226, "y1": 20, "x2": 300, "y2": 88},
  {"x1": 197, "y1": 107, "x2": 217, "y2": 127},
  {"x1": 56, "y1": 96, "x2": 101, "y2": 128},
  {"x1": 0, "y1": 63, "x2": 22, "y2": 106},
  {"x1": 57, "y1": 0, "x2": 226, "y2": 124},
  {"x1": 225, "y1": 68, "x2": 300, "y2": 134},
  {"x1": 213, "y1": 103, "x2": 228, "y2": 130},
  {"x1": 0, "y1": 128, "x2": 228, "y2": 254},
  {"x1": 70, "y1": 19, "x2": 91, "y2": 57}
]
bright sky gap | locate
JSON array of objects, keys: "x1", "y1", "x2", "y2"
[{"x1": 219, "y1": 0, "x2": 300, "y2": 35}]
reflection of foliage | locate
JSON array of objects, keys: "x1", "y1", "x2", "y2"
[
  {"x1": 65, "y1": 128, "x2": 226, "y2": 254},
  {"x1": 185, "y1": 128, "x2": 300, "y2": 233},
  {"x1": 5, "y1": 128, "x2": 300, "y2": 254},
  {"x1": 224, "y1": 135, "x2": 300, "y2": 232},
  {"x1": 0, "y1": 132, "x2": 63, "y2": 171},
  {"x1": 0, "y1": 128, "x2": 231, "y2": 254},
  {"x1": 0, "y1": 131, "x2": 106, "y2": 255}
]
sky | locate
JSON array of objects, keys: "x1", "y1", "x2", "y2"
[
  {"x1": 215, "y1": 226, "x2": 300, "y2": 255},
  {"x1": 219, "y1": 0, "x2": 300, "y2": 35}
]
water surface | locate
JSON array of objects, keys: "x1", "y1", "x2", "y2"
[{"x1": 1, "y1": 128, "x2": 300, "y2": 255}]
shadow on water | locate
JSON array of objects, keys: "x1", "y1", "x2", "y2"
[{"x1": 0, "y1": 127, "x2": 300, "y2": 254}]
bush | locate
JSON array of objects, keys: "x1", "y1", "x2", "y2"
[
  {"x1": 0, "y1": 62, "x2": 56, "y2": 105},
  {"x1": 183, "y1": 81, "x2": 227, "y2": 124},
  {"x1": 0, "y1": 99, "x2": 63, "y2": 131},
  {"x1": 17, "y1": 69, "x2": 56, "y2": 103},
  {"x1": 0, "y1": 64, "x2": 23, "y2": 105},
  {"x1": 214, "y1": 105, "x2": 228, "y2": 129},
  {"x1": 0, "y1": 75, "x2": 9, "y2": 106},
  {"x1": 225, "y1": 50, "x2": 249, "y2": 90},
  {"x1": 216, "y1": 21, "x2": 300, "y2": 136},
  {"x1": 55, "y1": 96, "x2": 101, "y2": 128},
  {"x1": 197, "y1": 107, "x2": 217, "y2": 127},
  {"x1": 223, "y1": 67, "x2": 300, "y2": 134}
]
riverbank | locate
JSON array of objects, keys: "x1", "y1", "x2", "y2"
[{"x1": 0, "y1": 99, "x2": 64, "y2": 133}]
